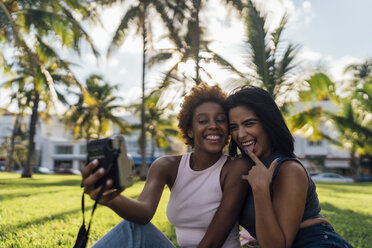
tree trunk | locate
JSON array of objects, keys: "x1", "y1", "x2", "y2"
[
  {"x1": 5, "y1": 114, "x2": 20, "y2": 171},
  {"x1": 23, "y1": 90, "x2": 39, "y2": 178},
  {"x1": 350, "y1": 148, "x2": 358, "y2": 181},
  {"x1": 151, "y1": 134, "x2": 156, "y2": 164},
  {"x1": 193, "y1": 0, "x2": 201, "y2": 84},
  {"x1": 139, "y1": 3, "x2": 148, "y2": 180},
  {"x1": 98, "y1": 115, "x2": 103, "y2": 139}
]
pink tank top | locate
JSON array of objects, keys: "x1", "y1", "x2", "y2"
[{"x1": 166, "y1": 152, "x2": 240, "y2": 248}]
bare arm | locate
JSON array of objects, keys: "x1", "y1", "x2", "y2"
[
  {"x1": 82, "y1": 157, "x2": 173, "y2": 224},
  {"x1": 197, "y1": 158, "x2": 250, "y2": 248},
  {"x1": 243, "y1": 152, "x2": 308, "y2": 248}
]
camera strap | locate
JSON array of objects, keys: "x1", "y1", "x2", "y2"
[
  {"x1": 73, "y1": 149, "x2": 119, "y2": 248},
  {"x1": 73, "y1": 184, "x2": 105, "y2": 248}
]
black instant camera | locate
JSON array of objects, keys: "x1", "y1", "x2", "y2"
[{"x1": 86, "y1": 135, "x2": 133, "y2": 189}]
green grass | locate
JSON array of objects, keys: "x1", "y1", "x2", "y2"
[
  {"x1": 315, "y1": 182, "x2": 372, "y2": 248},
  {"x1": 1, "y1": 173, "x2": 371, "y2": 248},
  {"x1": 0, "y1": 173, "x2": 175, "y2": 248}
]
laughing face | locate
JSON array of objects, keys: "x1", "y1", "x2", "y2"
[
  {"x1": 188, "y1": 101, "x2": 228, "y2": 154},
  {"x1": 229, "y1": 105, "x2": 272, "y2": 161}
]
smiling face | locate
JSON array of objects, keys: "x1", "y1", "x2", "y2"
[
  {"x1": 188, "y1": 101, "x2": 228, "y2": 154},
  {"x1": 229, "y1": 105, "x2": 272, "y2": 161}
]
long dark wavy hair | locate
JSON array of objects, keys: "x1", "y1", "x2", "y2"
[{"x1": 225, "y1": 86, "x2": 295, "y2": 158}]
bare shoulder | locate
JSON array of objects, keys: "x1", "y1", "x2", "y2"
[
  {"x1": 149, "y1": 155, "x2": 182, "y2": 187},
  {"x1": 275, "y1": 160, "x2": 308, "y2": 185},
  {"x1": 278, "y1": 160, "x2": 307, "y2": 176},
  {"x1": 150, "y1": 155, "x2": 182, "y2": 173},
  {"x1": 152, "y1": 155, "x2": 182, "y2": 167},
  {"x1": 221, "y1": 156, "x2": 250, "y2": 190},
  {"x1": 223, "y1": 156, "x2": 252, "y2": 175}
]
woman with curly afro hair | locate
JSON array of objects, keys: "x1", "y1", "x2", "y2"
[{"x1": 82, "y1": 83, "x2": 249, "y2": 248}]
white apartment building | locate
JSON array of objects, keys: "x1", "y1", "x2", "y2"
[{"x1": 294, "y1": 135, "x2": 350, "y2": 174}]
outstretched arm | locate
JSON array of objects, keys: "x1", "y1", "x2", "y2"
[
  {"x1": 82, "y1": 157, "x2": 171, "y2": 224},
  {"x1": 198, "y1": 158, "x2": 250, "y2": 248}
]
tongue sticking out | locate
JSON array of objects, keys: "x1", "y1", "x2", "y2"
[{"x1": 244, "y1": 142, "x2": 255, "y2": 153}]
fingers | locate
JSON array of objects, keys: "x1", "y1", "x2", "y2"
[
  {"x1": 87, "y1": 180, "x2": 110, "y2": 200},
  {"x1": 102, "y1": 188, "x2": 124, "y2": 198},
  {"x1": 90, "y1": 182, "x2": 124, "y2": 203},
  {"x1": 243, "y1": 148, "x2": 261, "y2": 165},
  {"x1": 88, "y1": 184, "x2": 104, "y2": 200},
  {"x1": 240, "y1": 157, "x2": 282, "y2": 181},
  {"x1": 268, "y1": 157, "x2": 282, "y2": 173},
  {"x1": 83, "y1": 166, "x2": 106, "y2": 192},
  {"x1": 241, "y1": 174, "x2": 249, "y2": 180},
  {"x1": 82, "y1": 159, "x2": 100, "y2": 179}
]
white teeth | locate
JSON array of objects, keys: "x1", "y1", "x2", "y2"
[
  {"x1": 206, "y1": 135, "x2": 220, "y2": 140},
  {"x1": 242, "y1": 140, "x2": 254, "y2": 146}
]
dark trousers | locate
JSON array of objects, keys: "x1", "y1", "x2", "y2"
[{"x1": 292, "y1": 223, "x2": 353, "y2": 248}]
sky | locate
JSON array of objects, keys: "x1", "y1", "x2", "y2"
[
  {"x1": 68, "y1": 0, "x2": 371, "y2": 107},
  {"x1": 1, "y1": 0, "x2": 371, "y2": 113}
]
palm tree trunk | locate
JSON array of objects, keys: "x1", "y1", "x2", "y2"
[
  {"x1": 193, "y1": 0, "x2": 201, "y2": 84},
  {"x1": 140, "y1": 3, "x2": 148, "y2": 180},
  {"x1": 98, "y1": 115, "x2": 103, "y2": 139},
  {"x1": 350, "y1": 148, "x2": 358, "y2": 180},
  {"x1": 151, "y1": 133, "x2": 155, "y2": 164},
  {"x1": 23, "y1": 90, "x2": 39, "y2": 178},
  {"x1": 5, "y1": 114, "x2": 20, "y2": 172}
]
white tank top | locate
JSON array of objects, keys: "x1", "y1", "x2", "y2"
[{"x1": 166, "y1": 152, "x2": 240, "y2": 248}]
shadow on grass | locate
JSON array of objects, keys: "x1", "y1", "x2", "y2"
[
  {"x1": 0, "y1": 188, "x2": 77, "y2": 201},
  {"x1": 0, "y1": 206, "x2": 91, "y2": 236},
  {"x1": 321, "y1": 202, "x2": 372, "y2": 248},
  {"x1": 0, "y1": 178, "x2": 82, "y2": 188}
]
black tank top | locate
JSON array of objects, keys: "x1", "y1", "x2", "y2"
[{"x1": 239, "y1": 152, "x2": 323, "y2": 238}]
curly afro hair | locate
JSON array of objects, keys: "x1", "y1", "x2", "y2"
[{"x1": 177, "y1": 83, "x2": 227, "y2": 147}]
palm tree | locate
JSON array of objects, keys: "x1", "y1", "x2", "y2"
[
  {"x1": 106, "y1": 0, "x2": 188, "y2": 179},
  {"x1": 5, "y1": 47, "x2": 85, "y2": 177},
  {"x1": 236, "y1": 0, "x2": 299, "y2": 111},
  {"x1": 148, "y1": 13, "x2": 244, "y2": 104},
  {"x1": 342, "y1": 59, "x2": 372, "y2": 156},
  {"x1": 63, "y1": 74, "x2": 130, "y2": 144},
  {"x1": 0, "y1": 82, "x2": 31, "y2": 171},
  {"x1": 190, "y1": 0, "x2": 245, "y2": 83},
  {"x1": 344, "y1": 59, "x2": 372, "y2": 82},
  {"x1": 0, "y1": 0, "x2": 98, "y2": 177},
  {"x1": 289, "y1": 72, "x2": 372, "y2": 178},
  {"x1": 129, "y1": 92, "x2": 179, "y2": 179},
  {"x1": 148, "y1": 0, "x2": 243, "y2": 103}
]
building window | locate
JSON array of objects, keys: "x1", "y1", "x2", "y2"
[
  {"x1": 55, "y1": 145, "x2": 73, "y2": 154},
  {"x1": 308, "y1": 140, "x2": 322, "y2": 146}
]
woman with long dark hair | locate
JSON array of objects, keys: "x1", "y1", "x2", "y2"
[{"x1": 226, "y1": 86, "x2": 353, "y2": 248}]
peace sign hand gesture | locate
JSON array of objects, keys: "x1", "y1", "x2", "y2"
[{"x1": 241, "y1": 149, "x2": 281, "y2": 193}]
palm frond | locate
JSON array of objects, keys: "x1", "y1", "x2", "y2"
[
  {"x1": 245, "y1": 0, "x2": 270, "y2": 87},
  {"x1": 205, "y1": 46, "x2": 245, "y2": 78},
  {"x1": 107, "y1": 5, "x2": 141, "y2": 57}
]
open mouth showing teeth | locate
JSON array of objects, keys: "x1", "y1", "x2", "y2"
[
  {"x1": 242, "y1": 140, "x2": 256, "y2": 152},
  {"x1": 242, "y1": 140, "x2": 255, "y2": 146},
  {"x1": 206, "y1": 135, "x2": 221, "y2": 140}
]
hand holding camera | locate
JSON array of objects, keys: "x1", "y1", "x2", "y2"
[
  {"x1": 81, "y1": 135, "x2": 133, "y2": 205},
  {"x1": 76, "y1": 136, "x2": 134, "y2": 248},
  {"x1": 81, "y1": 159, "x2": 122, "y2": 205}
]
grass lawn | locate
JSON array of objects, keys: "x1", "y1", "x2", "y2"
[{"x1": 1, "y1": 172, "x2": 371, "y2": 248}]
